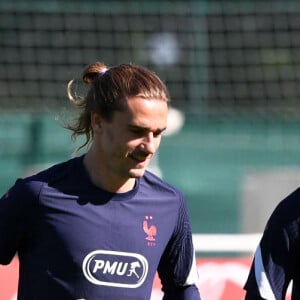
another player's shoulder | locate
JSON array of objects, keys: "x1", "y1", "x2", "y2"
[
  {"x1": 276, "y1": 187, "x2": 300, "y2": 211},
  {"x1": 269, "y1": 187, "x2": 300, "y2": 227}
]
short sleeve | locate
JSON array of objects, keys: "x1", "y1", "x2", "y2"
[{"x1": 157, "y1": 194, "x2": 201, "y2": 300}]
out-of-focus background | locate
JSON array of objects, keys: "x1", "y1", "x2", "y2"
[{"x1": 0, "y1": 1, "x2": 299, "y2": 298}]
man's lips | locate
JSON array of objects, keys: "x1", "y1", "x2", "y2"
[{"x1": 128, "y1": 152, "x2": 150, "y2": 164}]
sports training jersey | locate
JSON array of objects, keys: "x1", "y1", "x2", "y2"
[
  {"x1": 244, "y1": 188, "x2": 300, "y2": 300},
  {"x1": 0, "y1": 155, "x2": 200, "y2": 300}
]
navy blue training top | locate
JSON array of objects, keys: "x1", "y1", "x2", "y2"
[
  {"x1": 244, "y1": 188, "x2": 300, "y2": 300},
  {"x1": 0, "y1": 156, "x2": 200, "y2": 300}
]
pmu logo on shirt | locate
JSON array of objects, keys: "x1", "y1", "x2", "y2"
[{"x1": 82, "y1": 250, "x2": 148, "y2": 288}]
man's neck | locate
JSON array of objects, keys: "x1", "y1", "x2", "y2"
[{"x1": 83, "y1": 151, "x2": 135, "y2": 193}]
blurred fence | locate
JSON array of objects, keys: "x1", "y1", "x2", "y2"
[
  {"x1": 2, "y1": 0, "x2": 300, "y2": 116},
  {"x1": 1, "y1": 0, "x2": 300, "y2": 234}
]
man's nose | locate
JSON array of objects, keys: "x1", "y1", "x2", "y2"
[{"x1": 141, "y1": 133, "x2": 156, "y2": 154}]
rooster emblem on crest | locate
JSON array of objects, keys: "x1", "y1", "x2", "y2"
[{"x1": 143, "y1": 215, "x2": 157, "y2": 241}]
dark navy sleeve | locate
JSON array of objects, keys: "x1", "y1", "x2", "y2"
[
  {"x1": 244, "y1": 189, "x2": 300, "y2": 300},
  {"x1": 0, "y1": 179, "x2": 40, "y2": 264},
  {"x1": 157, "y1": 193, "x2": 201, "y2": 300},
  {"x1": 244, "y1": 231, "x2": 290, "y2": 300}
]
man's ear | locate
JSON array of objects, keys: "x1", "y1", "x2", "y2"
[{"x1": 91, "y1": 112, "x2": 102, "y2": 131}]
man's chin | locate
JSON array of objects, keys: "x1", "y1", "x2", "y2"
[{"x1": 129, "y1": 168, "x2": 146, "y2": 178}]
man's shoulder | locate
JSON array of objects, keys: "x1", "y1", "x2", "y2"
[
  {"x1": 142, "y1": 171, "x2": 183, "y2": 196},
  {"x1": 17, "y1": 156, "x2": 81, "y2": 190}
]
